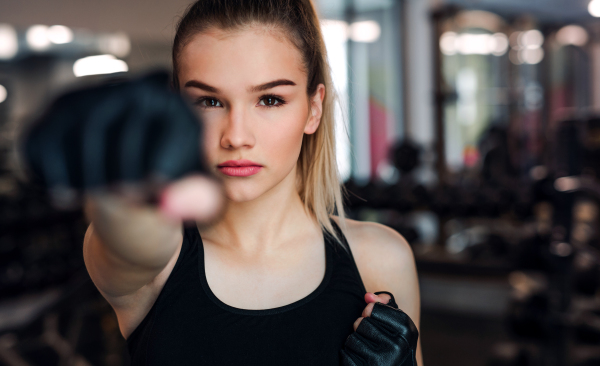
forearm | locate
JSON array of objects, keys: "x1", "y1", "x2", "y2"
[{"x1": 84, "y1": 194, "x2": 182, "y2": 270}]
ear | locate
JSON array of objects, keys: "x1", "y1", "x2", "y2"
[{"x1": 304, "y1": 84, "x2": 325, "y2": 135}]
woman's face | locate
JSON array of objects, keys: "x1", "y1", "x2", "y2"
[{"x1": 178, "y1": 27, "x2": 324, "y2": 203}]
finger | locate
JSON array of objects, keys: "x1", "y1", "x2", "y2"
[
  {"x1": 353, "y1": 317, "x2": 364, "y2": 332},
  {"x1": 152, "y1": 93, "x2": 205, "y2": 179},
  {"x1": 83, "y1": 89, "x2": 125, "y2": 188},
  {"x1": 115, "y1": 88, "x2": 153, "y2": 182},
  {"x1": 361, "y1": 302, "x2": 375, "y2": 318},
  {"x1": 364, "y1": 292, "x2": 391, "y2": 305},
  {"x1": 344, "y1": 332, "x2": 375, "y2": 355},
  {"x1": 364, "y1": 292, "x2": 377, "y2": 303},
  {"x1": 355, "y1": 316, "x2": 400, "y2": 347},
  {"x1": 159, "y1": 175, "x2": 224, "y2": 221}
]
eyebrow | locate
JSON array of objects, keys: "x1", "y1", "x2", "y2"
[
  {"x1": 249, "y1": 79, "x2": 296, "y2": 93},
  {"x1": 184, "y1": 79, "x2": 297, "y2": 93},
  {"x1": 184, "y1": 80, "x2": 219, "y2": 93}
]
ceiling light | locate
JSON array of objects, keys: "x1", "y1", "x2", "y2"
[
  {"x1": 47, "y1": 25, "x2": 73, "y2": 44},
  {"x1": 521, "y1": 48, "x2": 544, "y2": 65},
  {"x1": 556, "y1": 25, "x2": 589, "y2": 47},
  {"x1": 440, "y1": 32, "x2": 458, "y2": 55},
  {"x1": 440, "y1": 32, "x2": 508, "y2": 56},
  {"x1": 0, "y1": 24, "x2": 18, "y2": 59},
  {"x1": 0, "y1": 84, "x2": 7, "y2": 104},
  {"x1": 490, "y1": 33, "x2": 509, "y2": 56},
  {"x1": 589, "y1": 0, "x2": 600, "y2": 17},
  {"x1": 73, "y1": 54, "x2": 128, "y2": 77},
  {"x1": 26, "y1": 25, "x2": 51, "y2": 51},
  {"x1": 519, "y1": 30, "x2": 544, "y2": 49}
]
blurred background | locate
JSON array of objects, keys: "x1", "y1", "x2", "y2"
[{"x1": 1, "y1": 0, "x2": 600, "y2": 365}]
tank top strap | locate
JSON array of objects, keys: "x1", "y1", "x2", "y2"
[
  {"x1": 327, "y1": 218, "x2": 368, "y2": 295},
  {"x1": 128, "y1": 219, "x2": 369, "y2": 365}
]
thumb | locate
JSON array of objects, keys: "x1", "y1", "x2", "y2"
[
  {"x1": 364, "y1": 292, "x2": 392, "y2": 305},
  {"x1": 159, "y1": 175, "x2": 224, "y2": 222}
]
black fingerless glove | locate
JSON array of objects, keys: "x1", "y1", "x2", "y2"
[
  {"x1": 21, "y1": 70, "x2": 207, "y2": 204},
  {"x1": 340, "y1": 292, "x2": 419, "y2": 366},
  {"x1": 374, "y1": 291, "x2": 398, "y2": 308}
]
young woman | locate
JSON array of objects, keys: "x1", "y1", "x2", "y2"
[{"x1": 79, "y1": 0, "x2": 422, "y2": 364}]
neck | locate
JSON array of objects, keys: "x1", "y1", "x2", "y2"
[{"x1": 200, "y1": 168, "x2": 320, "y2": 254}]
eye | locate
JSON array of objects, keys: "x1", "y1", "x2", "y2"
[
  {"x1": 258, "y1": 95, "x2": 286, "y2": 107},
  {"x1": 194, "y1": 97, "x2": 222, "y2": 108}
]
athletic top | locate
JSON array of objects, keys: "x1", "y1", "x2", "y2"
[{"x1": 127, "y1": 219, "x2": 368, "y2": 365}]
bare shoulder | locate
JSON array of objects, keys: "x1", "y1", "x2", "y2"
[
  {"x1": 331, "y1": 216, "x2": 420, "y2": 321},
  {"x1": 332, "y1": 216, "x2": 416, "y2": 282}
]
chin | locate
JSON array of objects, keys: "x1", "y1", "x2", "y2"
[{"x1": 222, "y1": 181, "x2": 268, "y2": 203}]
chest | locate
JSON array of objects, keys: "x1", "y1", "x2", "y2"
[
  {"x1": 202, "y1": 239, "x2": 326, "y2": 310},
  {"x1": 127, "y1": 228, "x2": 370, "y2": 366}
]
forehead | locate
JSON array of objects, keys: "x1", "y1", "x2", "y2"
[{"x1": 178, "y1": 27, "x2": 306, "y2": 90}]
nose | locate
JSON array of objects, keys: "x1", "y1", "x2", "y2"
[{"x1": 220, "y1": 105, "x2": 255, "y2": 150}]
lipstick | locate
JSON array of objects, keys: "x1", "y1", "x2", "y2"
[{"x1": 217, "y1": 160, "x2": 263, "y2": 177}]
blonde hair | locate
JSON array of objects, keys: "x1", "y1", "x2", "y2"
[{"x1": 172, "y1": 0, "x2": 347, "y2": 244}]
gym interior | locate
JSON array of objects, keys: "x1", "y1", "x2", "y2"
[{"x1": 0, "y1": 0, "x2": 599, "y2": 365}]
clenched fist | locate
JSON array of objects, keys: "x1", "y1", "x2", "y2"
[
  {"x1": 340, "y1": 291, "x2": 419, "y2": 366},
  {"x1": 20, "y1": 71, "x2": 221, "y2": 220}
]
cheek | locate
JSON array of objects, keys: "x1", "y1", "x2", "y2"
[{"x1": 258, "y1": 107, "x2": 308, "y2": 165}]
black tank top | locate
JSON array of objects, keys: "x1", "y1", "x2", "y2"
[{"x1": 127, "y1": 220, "x2": 368, "y2": 365}]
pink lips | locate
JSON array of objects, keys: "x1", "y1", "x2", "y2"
[{"x1": 217, "y1": 160, "x2": 263, "y2": 177}]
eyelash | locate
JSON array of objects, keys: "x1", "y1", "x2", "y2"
[
  {"x1": 258, "y1": 94, "x2": 287, "y2": 108},
  {"x1": 193, "y1": 95, "x2": 287, "y2": 109}
]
